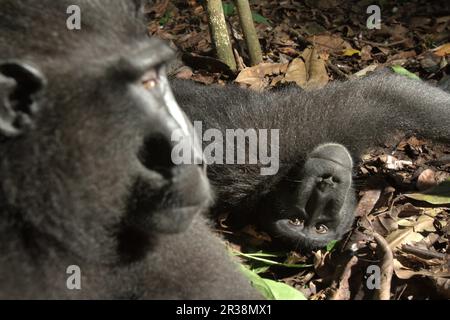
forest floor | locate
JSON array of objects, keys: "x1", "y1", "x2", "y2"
[{"x1": 145, "y1": 0, "x2": 450, "y2": 299}]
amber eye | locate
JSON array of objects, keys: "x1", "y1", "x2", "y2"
[
  {"x1": 142, "y1": 68, "x2": 159, "y2": 90},
  {"x1": 315, "y1": 224, "x2": 328, "y2": 234},
  {"x1": 289, "y1": 218, "x2": 304, "y2": 226}
]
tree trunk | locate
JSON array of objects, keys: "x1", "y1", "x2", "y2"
[
  {"x1": 235, "y1": 0, "x2": 263, "y2": 65},
  {"x1": 206, "y1": 0, "x2": 237, "y2": 72}
]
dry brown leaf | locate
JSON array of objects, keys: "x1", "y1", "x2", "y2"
[
  {"x1": 410, "y1": 16, "x2": 432, "y2": 28},
  {"x1": 283, "y1": 58, "x2": 307, "y2": 88},
  {"x1": 235, "y1": 63, "x2": 288, "y2": 91},
  {"x1": 396, "y1": 203, "x2": 422, "y2": 218},
  {"x1": 355, "y1": 189, "x2": 382, "y2": 217},
  {"x1": 301, "y1": 47, "x2": 329, "y2": 90},
  {"x1": 433, "y1": 43, "x2": 450, "y2": 57},
  {"x1": 313, "y1": 250, "x2": 329, "y2": 271},
  {"x1": 174, "y1": 66, "x2": 193, "y2": 80},
  {"x1": 394, "y1": 259, "x2": 450, "y2": 280},
  {"x1": 386, "y1": 226, "x2": 421, "y2": 249},
  {"x1": 419, "y1": 52, "x2": 442, "y2": 72},
  {"x1": 306, "y1": 0, "x2": 344, "y2": 9},
  {"x1": 360, "y1": 45, "x2": 373, "y2": 61},
  {"x1": 278, "y1": 47, "x2": 299, "y2": 57},
  {"x1": 387, "y1": 50, "x2": 417, "y2": 63},
  {"x1": 352, "y1": 64, "x2": 379, "y2": 78},
  {"x1": 282, "y1": 49, "x2": 328, "y2": 90},
  {"x1": 389, "y1": 24, "x2": 409, "y2": 42},
  {"x1": 393, "y1": 259, "x2": 421, "y2": 279},
  {"x1": 270, "y1": 74, "x2": 285, "y2": 87},
  {"x1": 417, "y1": 169, "x2": 437, "y2": 191},
  {"x1": 375, "y1": 214, "x2": 399, "y2": 234},
  {"x1": 191, "y1": 73, "x2": 215, "y2": 85},
  {"x1": 404, "y1": 136, "x2": 425, "y2": 149},
  {"x1": 306, "y1": 34, "x2": 353, "y2": 54},
  {"x1": 386, "y1": 214, "x2": 435, "y2": 249}
]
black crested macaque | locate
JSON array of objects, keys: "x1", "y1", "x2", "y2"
[
  {"x1": 0, "y1": 0, "x2": 260, "y2": 299},
  {"x1": 172, "y1": 72, "x2": 450, "y2": 250},
  {"x1": 262, "y1": 143, "x2": 355, "y2": 250}
]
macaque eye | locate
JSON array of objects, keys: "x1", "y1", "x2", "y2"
[
  {"x1": 315, "y1": 224, "x2": 328, "y2": 234},
  {"x1": 141, "y1": 68, "x2": 159, "y2": 90},
  {"x1": 289, "y1": 218, "x2": 304, "y2": 226},
  {"x1": 332, "y1": 177, "x2": 340, "y2": 183}
]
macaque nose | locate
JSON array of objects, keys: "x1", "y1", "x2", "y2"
[{"x1": 318, "y1": 176, "x2": 334, "y2": 191}]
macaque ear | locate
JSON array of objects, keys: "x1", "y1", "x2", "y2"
[{"x1": 0, "y1": 61, "x2": 46, "y2": 137}]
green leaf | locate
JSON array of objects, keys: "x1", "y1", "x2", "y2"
[
  {"x1": 159, "y1": 11, "x2": 171, "y2": 26},
  {"x1": 233, "y1": 250, "x2": 311, "y2": 268},
  {"x1": 405, "y1": 179, "x2": 450, "y2": 205},
  {"x1": 238, "y1": 251, "x2": 283, "y2": 258},
  {"x1": 263, "y1": 278, "x2": 307, "y2": 300},
  {"x1": 252, "y1": 12, "x2": 271, "y2": 26},
  {"x1": 391, "y1": 65, "x2": 421, "y2": 80},
  {"x1": 251, "y1": 266, "x2": 270, "y2": 274},
  {"x1": 239, "y1": 265, "x2": 307, "y2": 300},
  {"x1": 222, "y1": 3, "x2": 270, "y2": 25},
  {"x1": 222, "y1": 3, "x2": 236, "y2": 16},
  {"x1": 240, "y1": 265, "x2": 275, "y2": 299},
  {"x1": 326, "y1": 240, "x2": 339, "y2": 252}
]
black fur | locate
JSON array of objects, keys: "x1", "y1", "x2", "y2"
[
  {"x1": 173, "y1": 73, "x2": 450, "y2": 249},
  {"x1": 0, "y1": 0, "x2": 259, "y2": 299}
]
